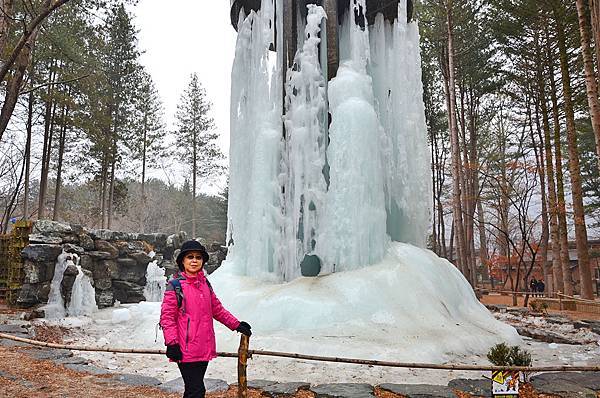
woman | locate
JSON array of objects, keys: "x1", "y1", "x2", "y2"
[{"x1": 160, "y1": 239, "x2": 252, "y2": 398}]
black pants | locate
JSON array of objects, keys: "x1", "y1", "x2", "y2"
[{"x1": 178, "y1": 361, "x2": 209, "y2": 398}]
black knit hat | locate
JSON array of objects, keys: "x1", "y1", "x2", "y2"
[{"x1": 176, "y1": 240, "x2": 209, "y2": 271}]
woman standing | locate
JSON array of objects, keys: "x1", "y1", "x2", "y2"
[{"x1": 160, "y1": 240, "x2": 252, "y2": 397}]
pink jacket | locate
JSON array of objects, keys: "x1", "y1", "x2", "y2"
[{"x1": 160, "y1": 272, "x2": 240, "y2": 362}]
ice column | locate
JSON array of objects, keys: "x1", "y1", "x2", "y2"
[
  {"x1": 368, "y1": 1, "x2": 431, "y2": 247},
  {"x1": 227, "y1": 0, "x2": 283, "y2": 280},
  {"x1": 317, "y1": 0, "x2": 389, "y2": 272},
  {"x1": 143, "y1": 260, "x2": 166, "y2": 302},
  {"x1": 43, "y1": 252, "x2": 71, "y2": 319},
  {"x1": 281, "y1": 5, "x2": 328, "y2": 280},
  {"x1": 67, "y1": 259, "x2": 97, "y2": 317}
]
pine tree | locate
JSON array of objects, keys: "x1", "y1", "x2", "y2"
[
  {"x1": 127, "y1": 70, "x2": 166, "y2": 232},
  {"x1": 174, "y1": 73, "x2": 224, "y2": 238}
]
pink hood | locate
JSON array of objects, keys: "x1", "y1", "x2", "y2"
[{"x1": 160, "y1": 272, "x2": 240, "y2": 362}]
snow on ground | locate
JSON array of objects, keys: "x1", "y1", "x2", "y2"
[{"x1": 32, "y1": 243, "x2": 600, "y2": 385}]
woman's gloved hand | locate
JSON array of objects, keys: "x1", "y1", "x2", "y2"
[
  {"x1": 166, "y1": 344, "x2": 183, "y2": 361},
  {"x1": 236, "y1": 321, "x2": 252, "y2": 337}
]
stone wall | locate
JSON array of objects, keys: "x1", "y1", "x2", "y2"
[{"x1": 18, "y1": 220, "x2": 227, "y2": 309}]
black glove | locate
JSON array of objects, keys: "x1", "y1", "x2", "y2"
[
  {"x1": 236, "y1": 321, "x2": 252, "y2": 337},
  {"x1": 166, "y1": 344, "x2": 183, "y2": 361}
]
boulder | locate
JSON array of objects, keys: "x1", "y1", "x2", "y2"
[
  {"x1": 23, "y1": 260, "x2": 44, "y2": 284},
  {"x1": 86, "y1": 251, "x2": 113, "y2": 260},
  {"x1": 79, "y1": 254, "x2": 94, "y2": 272},
  {"x1": 93, "y1": 260, "x2": 118, "y2": 280},
  {"x1": 116, "y1": 258, "x2": 137, "y2": 268},
  {"x1": 79, "y1": 234, "x2": 95, "y2": 250},
  {"x1": 262, "y1": 382, "x2": 311, "y2": 397},
  {"x1": 379, "y1": 384, "x2": 458, "y2": 398},
  {"x1": 32, "y1": 220, "x2": 72, "y2": 236},
  {"x1": 94, "y1": 278, "x2": 112, "y2": 290},
  {"x1": 112, "y1": 280, "x2": 145, "y2": 303},
  {"x1": 447, "y1": 379, "x2": 491, "y2": 398},
  {"x1": 21, "y1": 244, "x2": 63, "y2": 262},
  {"x1": 62, "y1": 243, "x2": 84, "y2": 256},
  {"x1": 129, "y1": 251, "x2": 152, "y2": 266},
  {"x1": 16, "y1": 282, "x2": 51, "y2": 308},
  {"x1": 28, "y1": 234, "x2": 63, "y2": 244},
  {"x1": 114, "y1": 240, "x2": 145, "y2": 256},
  {"x1": 117, "y1": 261, "x2": 147, "y2": 283},
  {"x1": 94, "y1": 240, "x2": 119, "y2": 258},
  {"x1": 310, "y1": 384, "x2": 375, "y2": 398},
  {"x1": 96, "y1": 289, "x2": 114, "y2": 308}
]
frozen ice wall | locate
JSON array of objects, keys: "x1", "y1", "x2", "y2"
[
  {"x1": 317, "y1": 0, "x2": 389, "y2": 271},
  {"x1": 227, "y1": 0, "x2": 430, "y2": 280},
  {"x1": 43, "y1": 252, "x2": 71, "y2": 319},
  {"x1": 281, "y1": 5, "x2": 328, "y2": 280},
  {"x1": 226, "y1": 0, "x2": 282, "y2": 280},
  {"x1": 369, "y1": 2, "x2": 431, "y2": 247}
]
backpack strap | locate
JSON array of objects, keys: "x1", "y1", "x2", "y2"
[{"x1": 167, "y1": 277, "x2": 185, "y2": 309}]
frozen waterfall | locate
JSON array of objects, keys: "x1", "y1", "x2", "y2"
[
  {"x1": 225, "y1": 0, "x2": 431, "y2": 281},
  {"x1": 67, "y1": 263, "x2": 97, "y2": 317},
  {"x1": 143, "y1": 260, "x2": 166, "y2": 302}
]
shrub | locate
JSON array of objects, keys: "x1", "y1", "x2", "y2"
[{"x1": 487, "y1": 343, "x2": 532, "y2": 367}]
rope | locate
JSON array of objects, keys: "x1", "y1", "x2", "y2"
[{"x1": 2, "y1": 332, "x2": 600, "y2": 372}]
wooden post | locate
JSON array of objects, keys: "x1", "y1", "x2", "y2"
[{"x1": 237, "y1": 334, "x2": 250, "y2": 398}]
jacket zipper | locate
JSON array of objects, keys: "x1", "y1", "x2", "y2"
[{"x1": 186, "y1": 317, "x2": 190, "y2": 351}]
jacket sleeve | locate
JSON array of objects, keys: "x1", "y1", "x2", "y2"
[
  {"x1": 160, "y1": 289, "x2": 179, "y2": 346},
  {"x1": 210, "y1": 288, "x2": 240, "y2": 331}
]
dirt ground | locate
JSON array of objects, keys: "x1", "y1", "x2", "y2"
[
  {"x1": 0, "y1": 342, "x2": 557, "y2": 398},
  {"x1": 0, "y1": 301, "x2": 587, "y2": 398},
  {"x1": 479, "y1": 293, "x2": 600, "y2": 321}
]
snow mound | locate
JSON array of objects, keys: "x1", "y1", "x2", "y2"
[{"x1": 210, "y1": 242, "x2": 520, "y2": 362}]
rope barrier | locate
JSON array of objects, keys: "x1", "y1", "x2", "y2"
[{"x1": 2, "y1": 332, "x2": 600, "y2": 372}]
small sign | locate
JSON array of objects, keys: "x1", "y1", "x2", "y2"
[{"x1": 492, "y1": 370, "x2": 520, "y2": 396}]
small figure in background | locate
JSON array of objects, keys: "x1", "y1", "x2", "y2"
[{"x1": 536, "y1": 279, "x2": 545, "y2": 297}]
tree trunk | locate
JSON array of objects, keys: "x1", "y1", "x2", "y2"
[
  {"x1": 0, "y1": 0, "x2": 15, "y2": 61},
  {"x1": 575, "y1": 0, "x2": 600, "y2": 171},
  {"x1": 554, "y1": 6, "x2": 594, "y2": 299},
  {"x1": 140, "y1": 115, "x2": 148, "y2": 233},
  {"x1": 444, "y1": 0, "x2": 470, "y2": 284},
  {"x1": 52, "y1": 103, "x2": 69, "y2": 221},
  {"x1": 192, "y1": 128, "x2": 197, "y2": 239},
  {"x1": 528, "y1": 71, "x2": 550, "y2": 297},
  {"x1": 546, "y1": 28, "x2": 574, "y2": 296},
  {"x1": 23, "y1": 62, "x2": 34, "y2": 220},
  {"x1": 38, "y1": 74, "x2": 58, "y2": 220},
  {"x1": 0, "y1": 28, "x2": 38, "y2": 139},
  {"x1": 590, "y1": 0, "x2": 600, "y2": 75},
  {"x1": 537, "y1": 27, "x2": 561, "y2": 295}
]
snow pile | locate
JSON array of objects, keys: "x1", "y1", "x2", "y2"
[{"x1": 212, "y1": 242, "x2": 519, "y2": 361}]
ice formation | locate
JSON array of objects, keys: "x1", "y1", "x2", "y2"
[
  {"x1": 44, "y1": 252, "x2": 96, "y2": 318},
  {"x1": 216, "y1": 0, "x2": 519, "y2": 359},
  {"x1": 43, "y1": 252, "x2": 71, "y2": 319},
  {"x1": 226, "y1": 0, "x2": 431, "y2": 280},
  {"x1": 226, "y1": 0, "x2": 282, "y2": 280},
  {"x1": 143, "y1": 260, "x2": 166, "y2": 302},
  {"x1": 67, "y1": 263, "x2": 97, "y2": 317}
]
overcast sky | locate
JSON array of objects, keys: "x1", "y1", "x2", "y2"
[{"x1": 133, "y1": 0, "x2": 237, "y2": 156}]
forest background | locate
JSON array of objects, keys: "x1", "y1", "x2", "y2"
[{"x1": 1, "y1": 0, "x2": 600, "y2": 297}]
